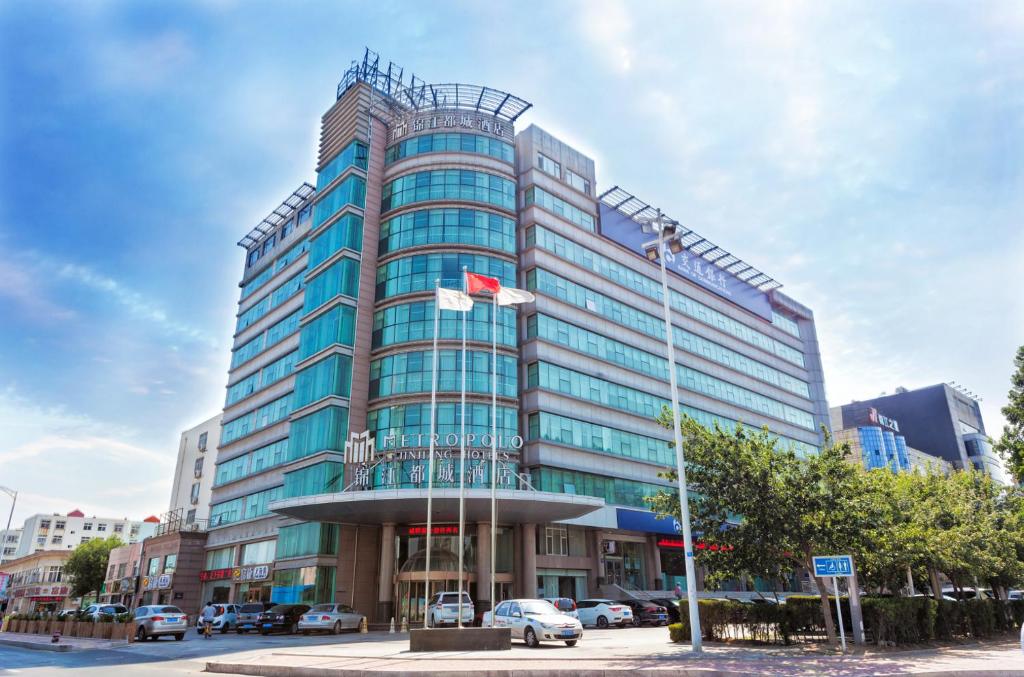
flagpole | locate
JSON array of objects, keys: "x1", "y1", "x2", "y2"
[
  {"x1": 424, "y1": 278, "x2": 441, "y2": 629},
  {"x1": 457, "y1": 266, "x2": 468, "y2": 628},
  {"x1": 489, "y1": 292, "x2": 498, "y2": 626}
]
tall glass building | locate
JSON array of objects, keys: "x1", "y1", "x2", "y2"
[{"x1": 203, "y1": 51, "x2": 831, "y2": 622}]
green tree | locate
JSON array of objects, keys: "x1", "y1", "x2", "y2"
[
  {"x1": 645, "y1": 412, "x2": 869, "y2": 646},
  {"x1": 64, "y1": 536, "x2": 123, "y2": 600},
  {"x1": 994, "y1": 344, "x2": 1024, "y2": 485}
]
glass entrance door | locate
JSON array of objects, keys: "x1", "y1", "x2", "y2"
[
  {"x1": 604, "y1": 557, "x2": 624, "y2": 586},
  {"x1": 396, "y1": 577, "x2": 476, "y2": 624}
]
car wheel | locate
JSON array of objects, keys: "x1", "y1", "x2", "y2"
[
  {"x1": 197, "y1": 628, "x2": 204, "y2": 635},
  {"x1": 524, "y1": 627, "x2": 539, "y2": 648},
  {"x1": 632, "y1": 616, "x2": 641, "y2": 627},
  {"x1": 565, "y1": 640, "x2": 578, "y2": 647},
  {"x1": 260, "y1": 629, "x2": 269, "y2": 636},
  {"x1": 174, "y1": 634, "x2": 184, "y2": 641},
  {"x1": 220, "y1": 623, "x2": 229, "y2": 634},
  {"x1": 332, "y1": 621, "x2": 342, "y2": 635},
  {"x1": 136, "y1": 626, "x2": 147, "y2": 642},
  {"x1": 236, "y1": 628, "x2": 244, "y2": 634},
  {"x1": 596, "y1": 615, "x2": 609, "y2": 629}
]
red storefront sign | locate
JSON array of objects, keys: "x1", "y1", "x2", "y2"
[
  {"x1": 657, "y1": 538, "x2": 734, "y2": 552},
  {"x1": 31, "y1": 596, "x2": 64, "y2": 603},
  {"x1": 199, "y1": 568, "x2": 234, "y2": 582},
  {"x1": 406, "y1": 525, "x2": 459, "y2": 536}
]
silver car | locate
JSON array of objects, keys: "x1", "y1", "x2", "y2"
[
  {"x1": 427, "y1": 591, "x2": 474, "y2": 627},
  {"x1": 133, "y1": 604, "x2": 188, "y2": 641},
  {"x1": 297, "y1": 603, "x2": 364, "y2": 634},
  {"x1": 483, "y1": 599, "x2": 582, "y2": 647}
]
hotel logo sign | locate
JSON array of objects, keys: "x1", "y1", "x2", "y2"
[
  {"x1": 344, "y1": 430, "x2": 376, "y2": 464},
  {"x1": 389, "y1": 111, "x2": 512, "y2": 142}
]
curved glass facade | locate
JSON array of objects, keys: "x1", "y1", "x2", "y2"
[
  {"x1": 381, "y1": 170, "x2": 515, "y2": 213},
  {"x1": 373, "y1": 301, "x2": 516, "y2": 349},
  {"x1": 385, "y1": 133, "x2": 513, "y2": 165},
  {"x1": 379, "y1": 208, "x2": 515, "y2": 255},
  {"x1": 376, "y1": 253, "x2": 515, "y2": 300},
  {"x1": 367, "y1": 402, "x2": 518, "y2": 443},
  {"x1": 370, "y1": 350, "x2": 517, "y2": 399}
]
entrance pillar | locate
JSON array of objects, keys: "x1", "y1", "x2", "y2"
[
  {"x1": 522, "y1": 523, "x2": 538, "y2": 599},
  {"x1": 512, "y1": 524, "x2": 523, "y2": 597},
  {"x1": 377, "y1": 523, "x2": 395, "y2": 622},
  {"x1": 476, "y1": 522, "x2": 492, "y2": 613},
  {"x1": 646, "y1": 536, "x2": 662, "y2": 591}
]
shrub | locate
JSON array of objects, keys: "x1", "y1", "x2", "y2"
[
  {"x1": 668, "y1": 622, "x2": 686, "y2": 643},
  {"x1": 861, "y1": 596, "x2": 936, "y2": 645}
]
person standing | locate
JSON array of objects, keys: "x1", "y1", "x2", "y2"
[
  {"x1": 674, "y1": 582, "x2": 683, "y2": 600},
  {"x1": 201, "y1": 602, "x2": 216, "y2": 639}
]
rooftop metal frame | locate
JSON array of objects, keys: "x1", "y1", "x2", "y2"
[
  {"x1": 599, "y1": 186, "x2": 782, "y2": 292},
  {"x1": 237, "y1": 182, "x2": 315, "y2": 249},
  {"x1": 337, "y1": 48, "x2": 532, "y2": 123}
]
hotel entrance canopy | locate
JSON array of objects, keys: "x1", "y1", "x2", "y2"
[{"x1": 269, "y1": 488, "x2": 604, "y2": 525}]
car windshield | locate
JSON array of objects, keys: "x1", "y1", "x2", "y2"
[
  {"x1": 159, "y1": 606, "x2": 183, "y2": 614},
  {"x1": 521, "y1": 601, "x2": 558, "y2": 615},
  {"x1": 311, "y1": 604, "x2": 335, "y2": 612}
]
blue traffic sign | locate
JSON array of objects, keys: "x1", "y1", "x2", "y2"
[{"x1": 812, "y1": 555, "x2": 854, "y2": 577}]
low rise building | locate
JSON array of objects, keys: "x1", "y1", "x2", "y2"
[
  {"x1": 100, "y1": 542, "x2": 144, "y2": 607},
  {"x1": 137, "y1": 513, "x2": 208, "y2": 615},
  {"x1": 0, "y1": 550, "x2": 73, "y2": 614},
  {"x1": 13, "y1": 510, "x2": 160, "y2": 558},
  {"x1": 0, "y1": 528, "x2": 22, "y2": 562}
]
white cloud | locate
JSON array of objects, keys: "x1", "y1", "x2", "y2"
[{"x1": 92, "y1": 30, "x2": 196, "y2": 91}]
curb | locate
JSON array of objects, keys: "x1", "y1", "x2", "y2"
[{"x1": 0, "y1": 637, "x2": 73, "y2": 652}]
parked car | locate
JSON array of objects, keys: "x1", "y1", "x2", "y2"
[
  {"x1": 649, "y1": 598, "x2": 682, "y2": 624},
  {"x1": 55, "y1": 609, "x2": 79, "y2": 621},
  {"x1": 236, "y1": 602, "x2": 275, "y2": 633},
  {"x1": 617, "y1": 599, "x2": 669, "y2": 626},
  {"x1": 133, "y1": 605, "x2": 188, "y2": 641},
  {"x1": 258, "y1": 604, "x2": 310, "y2": 635},
  {"x1": 80, "y1": 603, "x2": 129, "y2": 621},
  {"x1": 195, "y1": 604, "x2": 239, "y2": 634},
  {"x1": 426, "y1": 591, "x2": 474, "y2": 628},
  {"x1": 298, "y1": 603, "x2": 365, "y2": 634},
  {"x1": 482, "y1": 599, "x2": 582, "y2": 647},
  {"x1": 575, "y1": 599, "x2": 632, "y2": 628},
  {"x1": 543, "y1": 597, "x2": 579, "y2": 619},
  {"x1": 1009, "y1": 590, "x2": 1022, "y2": 601}
]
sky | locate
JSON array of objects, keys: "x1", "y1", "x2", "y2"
[{"x1": 0, "y1": 0, "x2": 1022, "y2": 526}]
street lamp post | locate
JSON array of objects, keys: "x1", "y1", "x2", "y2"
[
  {"x1": 0, "y1": 485, "x2": 16, "y2": 568},
  {"x1": 637, "y1": 210, "x2": 703, "y2": 653}
]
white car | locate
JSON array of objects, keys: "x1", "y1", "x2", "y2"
[
  {"x1": 575, "y1": 599, "x2": 633, "y2": 628},
  {"x1": 483, "y1": 599, "x2": 582, "y2": 647},
  {"x1": 427, "y1": 591, "x2": 474, "y2": 627},
  {"x1": 543, "y1": 597, "x2": 579, "y2": 619},
  {"x1": 298, "y1": 603, "x2": 364, "y2": 634}
]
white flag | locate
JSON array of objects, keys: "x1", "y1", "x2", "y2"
[
  {"x1": 437, "y1": 287, "x2": 474, "y2": 311},
  {"x1": 496, "y1": 286, "x2": 536, "y2": 306}
]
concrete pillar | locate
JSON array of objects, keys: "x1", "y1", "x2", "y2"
[
  {"x1": 588, "y1": 530, "x2": 603, "y2": 595},
  {"x1": 476, "y1": 522, "x2": 491, "y2": 613},
  {"x1": 646, "y1": 536, "x2": 662, "y2": 591},
  {"x1": 522, "y1": 523, "x2": 538, "y2": 599},
  {"x1": 512, "y1": 524, "x2": 523, "y2": 597},
  {"x1": 377, "y1": 523, "x2": 395, "y2": 622}
]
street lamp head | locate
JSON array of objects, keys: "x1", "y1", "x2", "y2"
[{"x1": 636, "y1": 211, "x2": 681, "y2": 237}]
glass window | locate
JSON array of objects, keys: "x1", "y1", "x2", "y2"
[
  {"x1": 214, "y1": 438, "x2": 290, "y2": 486},
  {"x1": 373, "y1": 300, "x2": 515, "y2": 349},
  {"x1": 376, "y1": 252, "x2": 515, "y2": 300},
  {"x1": 276, "y1": 523, "x2": 339, "y2": 559},
  {"x1": 287, "y1": 406, "x2": 349, "y2": 461},
  {"x1": 379, "y1": 208, "x2": 515, "y2": 256},
  {"x1": 226, "y1": 351, "x2": 298, "y2": 406},
  {"x1": 537, "y1": 153, "x2": 561, "y2": 178},
  {"x1": 309, "y1": 214, "x2": 363, "y2": 268},
  {"x1": 384, "y1": 133, "x2": 513, "y2": 165},
  {"x1": 545, "y1": 527, "x2": 568, "y2": 556},
  {"x1": 298, "y1": 304, "x2": 356, "y2": 359},
  {"x1": 235, "y1": 273, "x2": 304, "y2": 332},
  {"x1": 283, "y1": 461, "x2": 344, "y2": 498},
  {"x1": 205, "y1": 547, "x2": 234, "y2": 569},
  {"x1": 163, "y1": 554, "x2": 177, "y2": 573},
  {"x1": 240, "y1": 240, "x2": 309, "y2": 300},
  {"x1": 303, "y1": 258, "x2": 360, "y2": 313},
  {"x1": 293, "y1": 354, "x2": 353, "y2": 409},
  {"x1": 527, "y1": 411, "x2": 672, "y2": 466},
  {"x1": 523, "y1": 186, "x2": 594, "y2": 231},
  {"x1": 565, "y1": 168, "x2": 590, "y2": 195},
  {"x1": 368, "y1": 403, "x2": 517, "y2": 451},
  {"x1": 230, "y1": 309, "x2": 302, "y2": 369},
  {"x1": 380, "y1": 169, "x2": 516, "y2": 213},
  {"x1": 147, "y1": 557, "x2": 159, "y2": 576},
  {"x1": 190, "y1": 482, "x2": 201, "y2": 503},
  {"x1": 370, "y1": 350, "x2": 516, "y2": 399},
  {"x1": 271, "y1": 566, "x2": 336, "y2": 605},
  {"x1": 241, "y1": 540, "x2": 277, "y2": 565},
  {"x1": 220, "y1": 393, "x2": 293, "y2": 446},
  {"x1": 532, "y1": 467, "x2": 666, "y2": 509},
  {"x1": 312, "y1": 175, "x2": 366, "y2": 229},
  {"x1": 316, "y1": 140, "x2": 369, "y2": 191}
]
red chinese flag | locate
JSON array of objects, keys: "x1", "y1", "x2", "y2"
[{"x1": 466, "y1": 272, "x2": 501, "y2": 294}]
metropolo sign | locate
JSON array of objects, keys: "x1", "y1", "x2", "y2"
[{"x1": 343, "y1": 430, "x2": 524, "y2": 465}]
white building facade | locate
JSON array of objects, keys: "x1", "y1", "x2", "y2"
[
  {"x1": 12, "y1": 510, "x2": 159, "y2": 558},
  {"x1": 167, "y1": 414, "x2": 222, "y2": 525}
]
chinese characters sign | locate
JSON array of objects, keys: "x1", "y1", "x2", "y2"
[{"x1": 389, "y1": 111, "x2": 512, "y2": 142}]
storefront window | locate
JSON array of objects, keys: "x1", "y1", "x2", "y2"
[
  {"x1": 241, "y1": 540, "x2": 277, "y2": 565},
  {"x1": 205, "y1": 547, "x2": 234, "y2": 569},
  {"x1": 271, "y1": 566, "x2": 336, "y2": 605},
  {"x1": 276, "y1": 523, "x2": 338, "y2": 559},
  {"x1": 396, "y1": 529, "x2": 475, "y2": 573}
]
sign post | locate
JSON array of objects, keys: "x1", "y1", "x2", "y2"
[{"x1": 812, "y1": 554, "x2": 861, "y2": 651}]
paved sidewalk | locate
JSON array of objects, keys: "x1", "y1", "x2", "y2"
[
  {"x1": 205, "y1": 634, "x2": 1024, "y2": 676},
  {"x1": 0, "y1": 632, "x2": 130, "y2": 652}
]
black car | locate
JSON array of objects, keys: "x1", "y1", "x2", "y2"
[
  {"x1": 257, "y1": 604, "x2": 310, "y2": 635},
  {"x1": 649, "y1": 598, "x2": 682, "y2": 624},
  {"x1": 617, "y1": 599, "x2": 669, "y2": 626}
]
